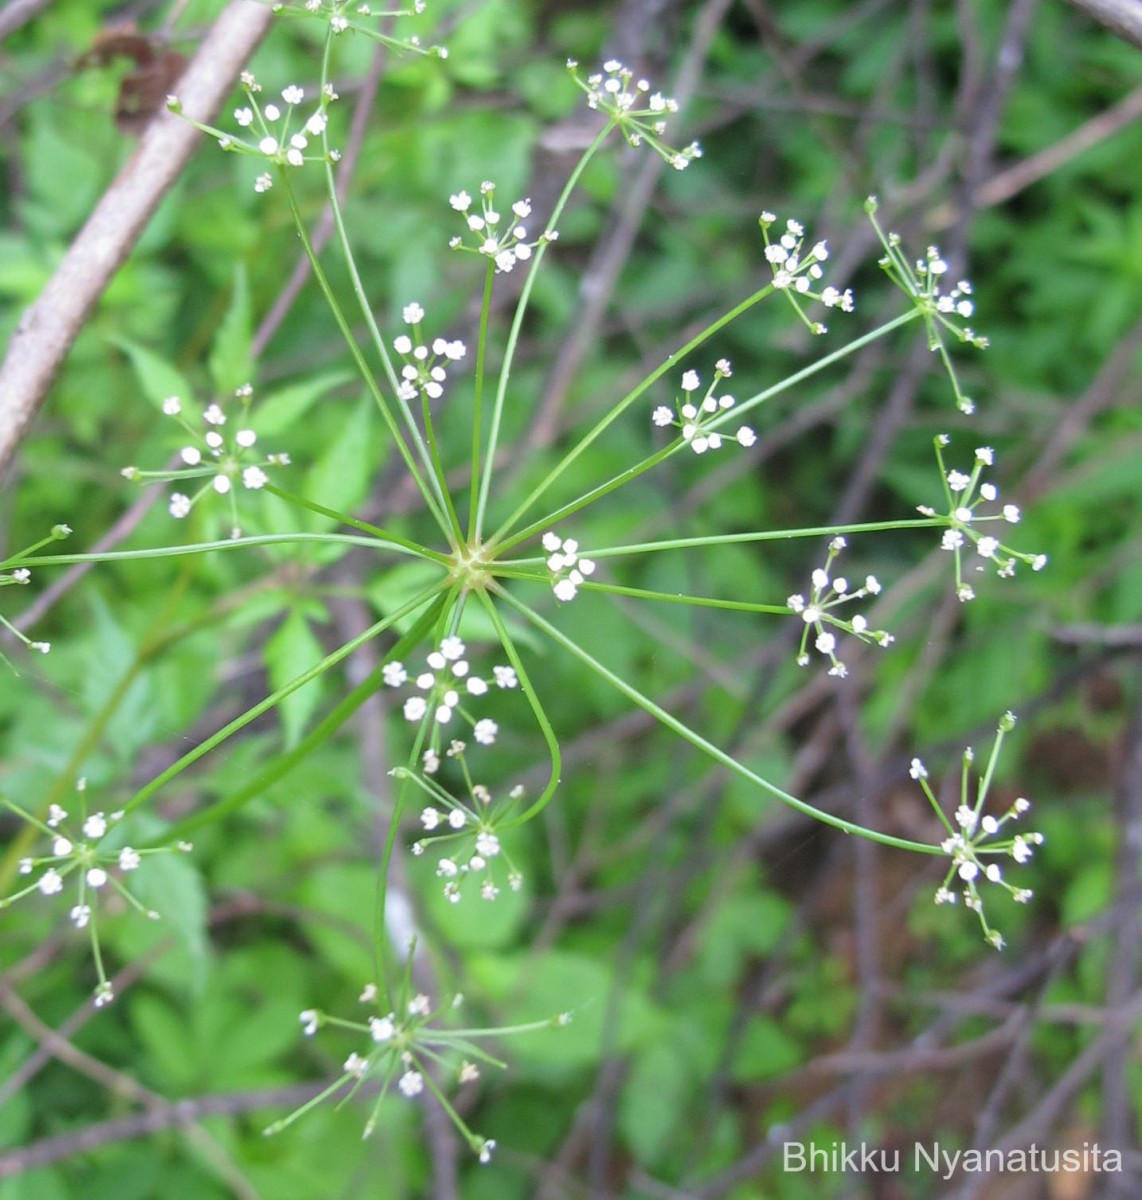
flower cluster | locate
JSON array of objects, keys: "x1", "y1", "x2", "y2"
[
  {"x1": 866, "y1": 196, "x2": 985, "y2": 412},
  {"x1": 542, "y1": 531, "x2": 596, "y2": 602},
  {"x1": 168, "y1": 75, "x2": 339, "y2": 194},
  {"x1": 912, "y1": 713, "x2": 1042, "y2": 949},
  {"x1": 383, "y1": 637, "x2": 518, "y2": 744},
  {"x1": 122, "y1": 385, "x2": 289, "y2": 539},
  {"x1": 0, "y1": 782, "x2": 192, "y2": 1006},
  {"x1": 566, "y1": 58, "x2": 701, "y2": 169},
  {"x1": 398, "y1": 743, "x2": 525, "y2": 903},
  {"x1": 448, "y1": 183, "x2": 555, "y2": 273},
  {"x1": 759, "y1": 213, "x2": 854, "y2": 334},
  {"x1": 288, "y1": 985, "x2": 499, "y2": 1156},
  {"x1": 787, "y1": 537, "x2": 892, "y2": 677},
  {"x1": 281, "y1": 1, "x2": 446, "y2": 57},
  {"x1": 391, "y1": 303, "x2": 466, "y2": 401},
  {"x1": 0, "y1": 525, "x2": 69, "y2": 664},
  {"x1": 282, "y1": 976, "x2": 567, "y2": 1154},
  {"x1": 652, "y1": 360, "x2": 756, "y2": 454},
  {"x1": 919, "y1": 437, "x2": 1045, "y2": 602}
]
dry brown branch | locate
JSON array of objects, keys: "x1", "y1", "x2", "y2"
[
  {"x1": 0, "y1": 0, "x2": 54, "y2": 42},
  {"x1": 0, "y1": 1, "x2": 274, "y2": 478},
  {"x1": 1063, "y1": 0, "x2": 1142, "y2": 49}
]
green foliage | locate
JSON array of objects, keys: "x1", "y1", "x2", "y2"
[{"x1": 1, "y1": 0, "x2": 1138, "y2": 1195}]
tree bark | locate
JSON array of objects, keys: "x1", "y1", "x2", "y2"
[{"x1": 0, "y1": 1, "x2": 274, "y2": 479}]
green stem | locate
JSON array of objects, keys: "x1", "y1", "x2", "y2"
[
  {"x1": 542, "y1": 518, "x2": 948, "y2": 558},
  {"x1": 6, "y1": 532, "x2": 440, "y2": 570},
  {"x1": 127, "y1": 583, "x2": 450, "y2": 815},
  {"x1": 550, "y1": 581, "x2": 792, "y2": 614},
  {"x1": 263, "y1": 484, "x2": 451, "y2": 562},
  {"x1": 496, "y1": 310, "x2": 922, "y2": 553},
  {"x1": 0, "y1": 568, "x2": 193, "y2": 889},
  {"x1": 975, "y1": 721, "x2": 1007, "y2": 814},
  {"x1": 479, "y1": 589, "x2": 561, "y2": 827},
  {"x1": 420, "y1": 385, "x2": 465, "y2": 542},
  {"x1": 497, "y1": 588, "x2": 941, "y2": 855},
  {"x1": 473, "y1": 123, "x2": 616, "y2": 540},
  {"x1": 488, "y1": 275, "x2": 789, "y2": 550},
  {"x1": 467, "y1": 263, "x2": 496, "y2": 543},
  {"x1": 161, "y1": 592, "x2": 450, "y2": 845},
  {"x1": 278, "y1": 171, "x2": 452, "y2": 541}
]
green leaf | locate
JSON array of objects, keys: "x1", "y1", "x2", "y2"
[
  {"x1": 208, "y1": 265, "x2": 253, "y2": 394},
  {"x1": 470, "y1": 949, "x2": 664, "y2": 1068},
  {"x1": 254, "y1": 371, "x2": 354, "y2": 437},
  {"x1": 619, "y1": 1038, "x2": 695, "y2": 1165},
  {"x1": 111, "y1": 336, "x2": 194, "y2": 411},
  {"x1": 264, "y1": 609, "x2": 326, "y2": 749},
  {"x1": 303, "y1": 397, "x2": 376, "y2": 529},
  {"x1": 130, "y1": 992, "x2": 200, "y2": 1090},
  {"x1": 128, "y1": 845, "x2": 212, "y2": 997},
  {"x1": 81, "y1": 590, "x2": 156, "y2": 762},
  {"x1": 730, "y1": 1015, "x2": 803, "y2": 1083}
]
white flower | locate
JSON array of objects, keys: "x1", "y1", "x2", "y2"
[
  {"x1": 553, "y1": 578, "x2": 578, "y2": 602},
  {"x1": 475, "y1": 831, "x2": 500, "y2": 857},
  {"x1": 946, "y1": 470, "x2": 971, "y2": 492},
  {"x1": 38, "y1": 869, "x2": 63, "y2": 896},
  {"x1": 493, "y1": 665, "x2": 517, "y2": 688},
  {"x1": 398, "y1": 1070, "x2": 424, "y2": 1098},
  {"x1": 474, "y1": 719, "x2": 498, "y2": 745},
  {"x1": 83, "y1": 813, "x2": 107, "y2": 839}
]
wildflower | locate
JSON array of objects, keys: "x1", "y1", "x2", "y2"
[
  {"x1": 917, "y1": 437, "x2": 1045, "y2": 601},
  {"x1": 788, "y1": 537, "x2": 892, "y2": 676},
  {"x1": 447, "y1": 183, "x2": 554, "y2": 272},
  {"x1": 866, "y1": 197, "x2": 986, "y2": 410},
  {"x1": 912, "y1": 713, "x2": 1041, "y2": 947},
  {"x1": 1, "y1": 526, "x2": 71, "y2": 667},
  {"x1": 758, "y1": 214, "x2": 854, "y2": 334},
  {"x1": 0, "y1": 783, "x2": 193, "y2": 1007},
  {"x1": 383, "y1": 639, "x2": 515, "y2": 742},
  {"x1": 272, "y1": 984, "x2": 559, "y2": 1150},
  {"x1": 402, "y1": 754, "x2": 527, "y2": 905},
  {"x1": 566, "y1": 59, "x2": 701, "y2": 170},
  {"x1": 543, "y1": 531, "x2": 596, "y2": 601},
  {"x1": 169, "y1": 71, "x2": 340, "y2": 191},
  {"x1": 122, "y1": 384, "x2": 289, "y2": 538},
  {"x1": 653, "y1": 361, "x2": 756, "y2": 452},
  {"x1": 391, "y1": 307, "x2": 467, "y2": 401},
  {"x1": 285, "y1": 1, "x2": 444, "y2": 55}
]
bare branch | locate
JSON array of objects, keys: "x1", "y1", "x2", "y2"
[
  {"x1": 1063, "y1": 0, "x2": 1142, "y2": 50},
  {"x1": 0, "y1": 1, "x2": 274, "y2": 478}
]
